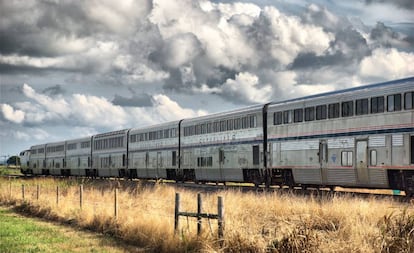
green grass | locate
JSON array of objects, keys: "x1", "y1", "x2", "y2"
[
  {"x1": 0, "y1": 166, "x2": 22, "y2": 176},
  {"x1": 0, "y1": 207, "x2": 139, "y2": 252}
]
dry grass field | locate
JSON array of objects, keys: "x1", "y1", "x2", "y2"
[{"x1": 0, "y1": 177, "x2": 413, "y2": 252}]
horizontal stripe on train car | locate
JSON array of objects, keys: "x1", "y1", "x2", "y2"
[
  {"x1": 270, "y1": 165, "x2": 414, "y2": 169},
  {"x1": 268, "y1": 127, "x2": 414, "y2": 142}
]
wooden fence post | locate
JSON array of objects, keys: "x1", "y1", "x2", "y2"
[
  {"x1": 174, "y1": 193, "x2": 180, "y2": 234},
  {"x1": 9, "y1": 180, "x2": 12, "y2": 198},
  {"x1": 56, "y1": 186, "x2": 59, "y2": 206},
  {"x1": 218, "y1": 196, "x2": 224, "y2": 239},
  {"x1": 79, "y1": 184, "x2": 83, "y2": 210},
  {"x1": 36, "y1": 184, "x2": 40, "y2": 201},
  {"x1": 22, "y1": 184, "x2": 25, "y2": 201},
  {"x1": 197, "y1": 193, "x2": 202, "y2": 236},
  {"x1": 114, "y1": 188, "x2": 118, "y2": 219}
]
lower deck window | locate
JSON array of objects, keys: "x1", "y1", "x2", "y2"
[
  {"x1": 341, "y1": 151, "x2": 353, "y2": 166},
  {"x1": 370, "y1": 150, "x2": 377, "y2": 166}
]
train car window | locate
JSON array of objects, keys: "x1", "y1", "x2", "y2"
[
  {"x1": 370, "y1": 150, "x2": 377, "y2": 166},
  {"x1": 67, "y1": 143, "x2": 77, "y2": 150},
  {"x1": 387, "y1": 94, "x2": 402, "y2": 112},
  {"x1": 274, "y1": 112, "x2": 283, "y2": 125},
  {"x1": 250, "y1": 115, "x2": 257, "y2": 128},
  {"x1": 283, "y1": 110, "x2": 292, "y2": 124},
  {"x1": 213, "y1": 122, "x2": 218, "y2": 132},
  {"x1": 227, "y1": 119, "x2": 233, "y2": 131},
  {"x1": 200, "y1": 124, "x2": 206, "y2": 134},
  {"x1": 405, "y1": 92, "x2": 414, "y2": 110},
  {"x1": 294, "y1": 109, "x2": 303, "y2": 122},
  {"x1": 253, "y1": 145, "x2": 260, "y2": 165},
  {"x1": 371, "y1": 96, "x2": 384, "y2": 113},
  {"x1": 242, "y1": 116, "x2": 249, "y2": 129},
  {"x1": 341, "y1": 151, "x2": 353, "y2": 166},
  {"x1": 305, "y1": 107, "x2": 315, "y2": 121},
  {"x1": 356, "y1": 98, "x2": 369, "y2": 115},
  {"x1": 316, "y1": 105, "x2": 327, "y2": 120},
  {"x1": 172, "y1": 151, "x2": 177, "y2": 166},
  {"x1": 207, "y1": 157, "x2": 213, "y2": 167},
  {"x1": 220, "y1": 120, "x2": 227, "y2": 132},
  {"x1": 341, "y1": 101, "x2": 354, "y2": 117},
  {"x1": 207, "y1": 123, "x2": 212, "y2": 133},
  {"x1": 328, "y1": 103, "x2": 340, "y2": 118},
  {"x1": 130, "y1": 134, "x2": 136, "y2": 143},
  {"x1": 234, "y1": 118, "x2": 241, "y2": 130}
]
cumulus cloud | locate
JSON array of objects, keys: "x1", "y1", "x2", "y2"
[
  {"x1": 221, "y1": 72, "x2": 272, "y2": 104},
  {"x1": 1, "y1": 84, "x2": 205, "y2": 130},
  {"x1": 360, "y1": 48, "x2": 414, "y2": 79},
  {"x1": 0, "y1": 104, "x2": 25, "y2": 123}
]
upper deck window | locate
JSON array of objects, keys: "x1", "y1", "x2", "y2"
[
  {"x1": 305, "y1": 107, "x2": 315, "y2": 121},
  {"x1": 356, "y1": 98, "x2": 368, "y2": 115},
  {"x1": 294, "y1": 109, "x2": 303, "y2": 122},
  {"x1": 316, "y1": 105, "x2": 327, "y2": 120},
  {"x1": 67, "y1": 143, "x2": 77, "y2": 150},
  {"x1": 81, "y1": 141, "x2": 90, "y2": 148},
  {"x1": 371, "y1": 96, "x2": 384, "y2": 113},
  {"x1": 328, "y1": 103, "x2": 340, "y2": 118},
  {"x1": 341, "y1": 101, "x2": 354, "y2": 117},
  {"x1": 387, "y1": 94, "x2": 402, "y2": 112},
  {"x1": 405, "y1": 92, "x2": 414, "y2": 110},
  {"x1": 274, "y1": 112, "x2": 283, "y2": 125},
  {"x1": 249, "y1": 115, "x2": 257, "y2": 128},
  {"x1": 283, "y1": 110, "x2": 292, "y2": 124},
  {"x1": 227, "y1": 119, "x2": 233, "y2": 131}
]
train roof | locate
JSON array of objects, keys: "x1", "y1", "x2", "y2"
[
  {"x1": 129, "y1": 121, "x2": 180, "y2": 132},
  {"x1": 181, "y1": 104, "x2": 263, "y2": 124},
  {"x1": 269, "y1": 76, "x2": 414, "y2": 107}
]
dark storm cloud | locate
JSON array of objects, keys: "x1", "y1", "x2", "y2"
[
  {"x1": 42, "y1": 85, "x2": 66, "y2": 96},
  {"x1": 364, "y1": 0, "x2": 414, "y2": 10},
  {"x1": 370, "y1": 22, "x2": 414, "y2": 50},
  {"x1": 112, "y1": 94, "x2": 153, "y2": 107}
]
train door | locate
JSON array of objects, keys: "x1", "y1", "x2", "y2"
[
  {"x1": 319, "y1": 140, "x2": 328, "y2": 184},
  {"x1": 356, "y1": 140, "x2": 369, "y2": 184},
  {"x1": 219, "y1": 148, "x2": 224, "y2": 181},
  {"x1": 156, "y1": 152, "x2": 162, "y2": 178}
]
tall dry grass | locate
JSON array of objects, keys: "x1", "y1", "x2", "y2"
[{"x1": 0, "y1": 177, "x2": 413, "y2": 252}]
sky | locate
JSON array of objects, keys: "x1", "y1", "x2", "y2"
[{"x1": 1, "y1": 0, "x2": 414, "y2": 158}]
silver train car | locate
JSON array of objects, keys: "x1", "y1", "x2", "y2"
[{"x1": 20, "y1": 77, "x2": 414, "y2": 195}]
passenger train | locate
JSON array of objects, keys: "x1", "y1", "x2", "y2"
[{"x1": 19, "y1": 77, "x2": 414, "y2": 195}]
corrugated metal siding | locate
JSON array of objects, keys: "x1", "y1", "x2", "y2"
[
  {"x1": 392, "y1": 134, "x2": 403, "y2": 146},
  {"x1": 293, "y1": 169, "x2": 322, "y2": 184},
  {"x1": 327, "y1": 169, "x2": 357, "y2": 185},
  {"x1": 368, "y1": 169, "x2": 388, "y2": 187},
  {"x1": 328, "y1": 138, "x2": 354, "y2": 149},
  {"x1": 369, "y1": 136, "x2": 386, "y2": 147},
  {"x1": 281, "y1": 140, "x2": 319, "y2": 151}
]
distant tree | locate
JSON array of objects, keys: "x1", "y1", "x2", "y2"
[{"x1": 7, "y1": 156, "x2": 20, "y2": 166}]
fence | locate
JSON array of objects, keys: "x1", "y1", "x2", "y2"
[
  {"x1": 3, "y1": 179, "x2": 225, "y2": 238},
  {"x1": 174, "y1": 193, "x2": 224, "y2": 238}
]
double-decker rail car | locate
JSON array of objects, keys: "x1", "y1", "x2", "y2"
[
  {"x1": 180, "y1": 105, "x2": 265, "y2": 184},
  {"x1": 266, "y1": 77, "x2": 414, "y2": 194},
  {"x1": 29, "y1": 144, "x2": 46, "y2": 175},
  {"x1": 92, "y1": 130, "x2": 129, "y2": 178},
  {"x1": 45, "y1": 141, "x2": 66, "y2": 176},
  {"x1": 128, "y1": 121, "x2": 179, "y2": 179},
  {"x1": 66, "y1": 137, "x2": 92, "y2": 176}
]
